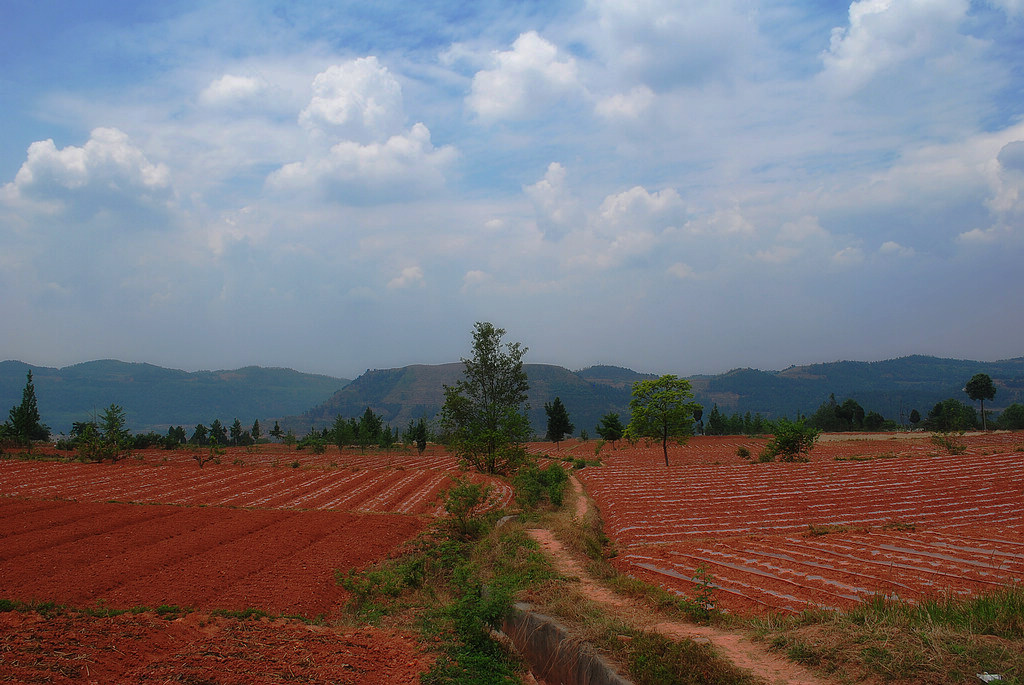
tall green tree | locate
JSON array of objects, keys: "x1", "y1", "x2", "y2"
[
  {"x1": 544, "y1": 397, "x2": 574, "y2": 446},
  {"x1": 595, "y1": 412, "x2": 625, "y2": 446},
  {"x1": 251, "y1": 419, "x2": 261, "y2": 443},
  {"x1": 230, "y1": 418, "x2": 244, "y2": 445},
  {"x1": 965, "y1": 373, "x2": 997, "y2": 430},
  {"x1": 209, "y1": 419, "x2": 228, "y2": 445},
  {"x1": 98, "y1": 404, "x2": 131, "y2": 461},
  {"x1": 5, "y1": 370, "x2": 49, "y2": 447},
  {"x1": 440, "y1": 322, "x2": 530, "y2": 474},
  {"x1": 625, "y1": 374, "x2": 702, "y2": 466}
]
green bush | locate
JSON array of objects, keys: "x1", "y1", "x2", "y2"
[
  {"x1": 513, "y1": 462, "x2": 568, "y2": 509},
  {"x1": 760, "y1": 419, "x2": 819, "y2": 462}
]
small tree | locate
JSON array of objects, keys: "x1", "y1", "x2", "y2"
[
  {"x1": 909, "y1": 409, "x2": 921, "y2": 427},
  {"x1": 440, "y1": 322, "x2": 531, "y2": 474},
  {"x1": 624, "y1": 375, "x2": 702, "y2": 466},
  {"x1": 251, "y1": 419, "x2": 262, "y2": 443},
  {"x1": 269, "y1": 421, "x2": 283, "y2": 441},
  {"x1": 965, "y1": 373, "x2": 997, "y2": 430},
  {"x1": 760, "y1": 419, "x2": 820, "y2": 462},
  {"x1": 209, "y1": 419, "x2": 228, "y2": 446},
  {"x1": 190, "y1": 423, "x2": 208, "y2": 445},
  {"x1": 5, "y1": 370, "x2": 50, "y2": 448},
  {"x1": 230, "y1": 418, "x2": 243, "y2": 445},
  {"x1": 544, "y1": 397, "x2": 575, "y2": 447},
  {"x1": 413, "y1": 417, "x2": 428, "y2": 454},
  {"x1": 595, "y1": 412, "x2": 624, "y2": 446}
]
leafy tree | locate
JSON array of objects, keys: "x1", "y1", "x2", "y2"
[
  {"x1": 440, "y1": 322, "x2": 530, "y2": 474},
  {"x1": 760, "y1": 419, "x2": 819, "y2": 462},
  {"x1": 909, "y1": 409, "x2": 921, "y2": 426},
  {"x1": 998, "y1": 403, "x2": 1024, "y2": 430},
  {"x1": 98, "y1": 404, "x2": 132, "y2": 461},
  {"x1": 863, "y1": 411, "x2": 885, "y2": 431},
  {"x1": 251, "y1": 419, "x2": 262, "y2": 443},
  {"x1": 595, "y1": 412, "x2": 624, "y2": 446},
  {"x1": 5, "y1": 371, "x2": 49, "y2": 447},
  {"x1": 269, "y1": 420, "x2": 283, "y2": 441},
  {"x1": 925, "y1": 399, "x2": 977, "y2": 432},
  {"x1": 544, "y1": 397, "x2": 574, "y2": 446},
  {"x1": 692, "y1": 407, "x2": 704, "y2": 434},
  {"x1": 624, "y1": 374, "x2": 702, "y2": 466},
  {"x1": 965, "y1": 373, "x2": 997, "y2": 430}
]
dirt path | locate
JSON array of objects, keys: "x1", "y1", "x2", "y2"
[{"x1": 527, "y1": 477, "x2": 829, "y2": 685}]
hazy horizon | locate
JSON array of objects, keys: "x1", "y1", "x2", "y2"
[{"x1": 3, "y1": 2, "x2": 1023, "y2": 380}]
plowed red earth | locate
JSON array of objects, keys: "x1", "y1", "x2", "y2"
[
  {"x1": 576, "y1": 432, "x2": 1024, "y2": 615},
  {"x1": 0, "y1": 610, "x2": 430, "y2": 684},
  {"x1": 0, "y1": 449, "x2": 506, "y2": 683}
]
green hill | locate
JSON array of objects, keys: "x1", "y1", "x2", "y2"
[
  {"x1": 0, "y1": 360, "x2": 349, "y2": 434},
  {"x1": 298, "y1": 356, "x2": 1024, "y2": 435}
]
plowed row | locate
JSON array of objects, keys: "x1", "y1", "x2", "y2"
[
  {"x1": 0, "y1": 459, "x2": 512, "y2": 514},
  {"x1": 577, "y1": 436, "x2": 1024, "y2": 614},
  {"x1": 0, "y1": 498, "x2": 423, "y2": 618}
]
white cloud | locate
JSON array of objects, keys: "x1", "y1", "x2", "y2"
[
  {"x1": 200, "y1": 74, "x2": 267, "y2": 106},
  {"x1": 3, "y1": 128, "x2": 171, "y2": 215},
  {"x1": 879, "y1": 240, "x2": 915, "y2": 257},
  {"x1": 753, "y1": 246, "x2": 801, "y2": 264},
  {"x1": 683, "y1": 207, "x2": 755, "y2": 236},
  {"x1": 267, "y1": 128, "x2": 455, "y2": 201},
  {"x1": 595, "y1": 86, "x2": 655, "y2": 120},
  {"x1": 778, "y1": 215, "x2": 827, "y2": 242},
  {"x1": 467, "y1": 31, "x2": 582, "y2": 121},
  {"x1": 988, "y1": 0, "x2": 1024, "y2": 17},
  {"x1": 299, "y1": 57, "x2": 405, "y2": 143},
  {"x1": 387, "y1": 265, "x2": 425, "y2": 289},
  {"x1": 599, "y1": 185, "x2": 682, "y2": 226},
  {"x1": 524, "y1": 162, "x2": 582, "y2": 239},
  {"x1": 667, "y1": 262, "x2": 695, "y2": 279},
  {"x1": 821, "y1": 0, "x2": 975, "y2": 95},
  {"x1": 832, "y1": 246, "x2": 865, "y2": 265}
]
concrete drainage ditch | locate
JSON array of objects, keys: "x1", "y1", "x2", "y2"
[{"x1": 500, "y1": 601, "x2": 633, "y2": 685}]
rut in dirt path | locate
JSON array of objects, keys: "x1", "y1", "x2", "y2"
[{"x1": 531, "y1": 477, "x2": 830, "y2": 685}]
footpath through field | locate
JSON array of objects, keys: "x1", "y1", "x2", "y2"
[{"x1": 527, "y1": 476, "x2": 829, "y2": 685}]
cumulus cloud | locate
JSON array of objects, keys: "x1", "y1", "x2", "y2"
[
  {"x1": 599, "y1": 186, "x2": 682, "y2": 226},
  {"x1": 667, "y1": 262, "x2": 695, "y2": 279},
  {"x1": 778, "y1": 215, "x2": 827, "y2": 242},
  {"x1": 879, "y1": 240, "x2": 915, "y2": 257},
  {"x1": 595, "y1": 86, "x2": 655, "y2": 120},
  {"x1": 300, "y1": 57, "x2": 405, "y2": 143},
  {"x1": 268, "y1": 58, "x2": 456, "y2": 203},
  {"x1": 267, "y1": 122, "x2": 455, "y2": 202},
  {"x1": 467, "y1": 31, "x2": 581, "y2": 121},
  {"x1": 821, "y1": 0, "x2": 974, "y2": 95},
  {"x1": 682, "y1": 207, "x2": 755, "y2": 236},
  {"x1": 387, "y1": 265, "x2": 425, "y2": 289},
  {"x1": 524, "y1": 162, "x2": 582, "y2": 240},
  {"x1": 832, "y1": 246, "x2": 865, "y2": 265},
  {"x1": 753, "y1": 245, "x2": 801, "y2": 264},
  {"x1": 200, "y1": 74, "x2": 267, "y2": 106},
  {"x1": 3, "y1": 127, "x2": 171, "y2": 216}
]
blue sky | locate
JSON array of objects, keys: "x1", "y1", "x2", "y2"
[{"x1": 2, "y1": 0, "x2": 1022, "y2": 379}]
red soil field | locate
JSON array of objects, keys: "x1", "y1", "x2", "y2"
[
  {"x1": 0, "y1": 609, "x2": 430, "y2": 684},
  {"x1": 0, "y1": 448, "x2": 510, "y2": 682},
  {"x1": 576, "y1": 432, "x2": 1024, "y2": 615}
]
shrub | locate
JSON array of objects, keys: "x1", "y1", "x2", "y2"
[
  {"x1": 760, "y1": 419, "x2": 819, "y2": 462},
  {"x1": 930, "y1": 431, "x2": 966, "y2": 455},
  {"x1": 513, "y1": 462, "x2": 568, "y2": 509},
  {"x1": 736, "y1": 446, "x2": 751, "y2": 459},
  {"x1": 443, "y1": 477, "x2": 493, "y2": 540}
]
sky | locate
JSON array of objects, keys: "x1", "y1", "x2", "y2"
[{"x1": 1, "y1": 0, "x2": 1023, "y2": 380}]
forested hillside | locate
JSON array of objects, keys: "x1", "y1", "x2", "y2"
[{"x1": 0, "y1": 360, "x2": 349, "y2": 434}]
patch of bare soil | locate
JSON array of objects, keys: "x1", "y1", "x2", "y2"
[{"x1": 0, "y1": 609, "x2": 431, "y2": 684}]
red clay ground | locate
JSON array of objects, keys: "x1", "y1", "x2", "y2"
[
  {"x1": 0, "y1": 449, "x2": 499, "y2": 683},
  {"x1": 574, "y1": 432, "x2": 1024, "y2": 615},
  {"x1": 0, "y1": 609, "x2": 430, "y2": 684}
]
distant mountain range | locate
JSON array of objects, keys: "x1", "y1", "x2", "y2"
[
  {"x1": 3, "y1": 355, "x2": 1023, "y2": 436},
  {"x1": 0, "y1": 360, "x2": 350, "y2": 434}
]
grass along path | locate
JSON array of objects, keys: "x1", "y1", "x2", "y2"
[{"x1": 528, "y1": 476, "x2": 828, "y2": 685}]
